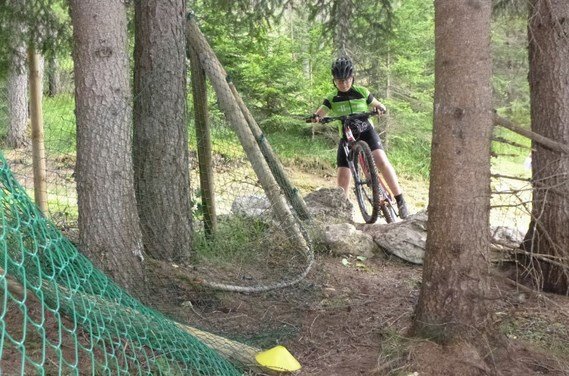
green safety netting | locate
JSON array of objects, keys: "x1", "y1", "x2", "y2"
[{"x1": 0, "y1": 152, "x2": 241, "y2": 375}]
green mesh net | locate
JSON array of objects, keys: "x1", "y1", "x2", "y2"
[
  {"x1": 0, "y1": 13, "x2": 315, "y2": 374},
  {"x1": 0, "y1": 152, "x2": 241, "y2": 375}
]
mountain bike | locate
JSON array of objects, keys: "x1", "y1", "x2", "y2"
[{"x1": 308, "y1": 111, "x2": 397, "y2": 224}]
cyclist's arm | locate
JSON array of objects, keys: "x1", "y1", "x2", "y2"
[
  {"x1": 310, "y1": 105, "x2": 329, "y2": 123},
  {"x1": 370, "y1": 98, "x2": 387, "y2": 114}
]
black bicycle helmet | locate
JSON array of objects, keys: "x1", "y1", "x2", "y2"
[{"x1": 331, "y1": 57, "x2": 354, "y2": 79}]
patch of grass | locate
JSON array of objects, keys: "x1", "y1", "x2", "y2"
[
  {"x1": 43, "y1": 94, "x2": 76, "y2": 155},
  {"x1": 388, "y1": 130, "x2": 432, "y2": 180},
  {"x1": 374, "y1": 329, "x2": 416, "y2": 375},
  {"x1": 266, "y1": 127, "x2": 336, "y2": 169},
  {"x1": 192, "y1": 215, "x2": 270, "y2": 264},
  {"x1": 188, "y1": 119, "x2": 248, "y2": 161}
]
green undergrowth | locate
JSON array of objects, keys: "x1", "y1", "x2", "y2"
[
  {"x1": 44, "y1": 94, "x2": 76, "y2": 155},
  {"x1": 192, "y1": 215, "x2": 269, "y2": 264},
  {"x1": 265, "y1": 125, "x2": 336, "y2": 170}
]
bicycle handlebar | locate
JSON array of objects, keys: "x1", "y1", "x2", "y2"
[{"x1": 305, "y1": 110, "x2": 385, "y2": 124}]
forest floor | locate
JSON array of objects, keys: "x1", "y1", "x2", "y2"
[
  {"x1": 152, "y1": 238, "x2": 569, "y2": 376},
  {"x1": 3, "y1": 149, "x2": 568, "y2": 375},
  {"x1": 148, "y1": 165, "x2": 569, "y2": 376}
]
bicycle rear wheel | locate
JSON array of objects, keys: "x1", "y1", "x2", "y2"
[{"x1": 351, "y1": 141, "x2": 380, "y2": 224}]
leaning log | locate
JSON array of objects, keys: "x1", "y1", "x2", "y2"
[
  {"x1": 185, "y1": 12, "x2": 307, "y2": 251},
  {"x1": 228, "y1": 82, "x2": 310, "y2": 220},
  {"x1": 494, "y1": 114, "x2": 569, "y2": 154}
]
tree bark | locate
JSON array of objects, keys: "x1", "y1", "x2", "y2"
[
  {"x1": 333, "y1": 0, "x2": 353, "y2": 54},
  {"x1": 69, "y1": 0, "x2": 145, "y2": 296},
  {"x1": 133, "y1": 0, "x2": 192, "y2": 262},
  {"x1": 524, "y1": 0, "x2": 569, "y2": 294},
  {"x1": 6, "y1": 42, "x2": 28, "y2": 149},
  {"x1": 47, "y1": 56, "x2": 60, "y2": 97},
  {"x1": 413, "y1": 0, "x2": 493, "y2": 342}
]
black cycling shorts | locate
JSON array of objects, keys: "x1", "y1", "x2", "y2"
[{"x1": 336, "y1": 126, "x2": 384, "y2": 168}]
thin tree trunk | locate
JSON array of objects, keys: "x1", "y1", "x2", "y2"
[
  {"x1": 47, "y1": 56, "x2": 60, "y2": 97},
  {"x1": 524, "y1": 0, "x2": 569, "y2": 294},
  {"x1": 333, "y1": 0, "x2": 353, "y2": 55},
  {"x1": 228, "y1": 83, "x2": 310, "y2": 220},
  {"x1": 413, "y1": 0, "x2": 493, "y2": 342},
  {"x1": 7, "y1": 44, "x2": 28, "y2": 149},
  {"x1": 383, "y1": 45, "x2": 392, "y2": 150},
  {"x1": 133, "y1": 0, "x2": 192, "y2": 262},
  {"x1": 70, "y1": 0, "x2": 145, "y2": 296},
  {"x1": 28, "y1": 48, "x2": 47, "y2": 214},
  {"x1": 188, "y1": 44, "x2": 218, "y2": 236}
]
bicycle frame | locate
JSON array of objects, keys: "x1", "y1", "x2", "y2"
[
  {"x1": 306, "y1": 111, "x2": 396, "y2": 222},
  {"x1": 340, "y1": 117, "x2": 393, "y2": 207}
]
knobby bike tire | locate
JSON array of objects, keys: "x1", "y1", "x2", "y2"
[
  {"x1": 377, "y1": 174, "x2": 397, "y2": 224},
  {"x1": 351, "y1": 141, "x2": 381, "y2": 224},
  {"x1": 380, "y1": 201, "x2": 397, "y2": 224}
]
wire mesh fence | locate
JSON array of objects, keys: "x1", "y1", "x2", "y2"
[{"x1": 0, "y1": 36, "x2": 314, "y2": 372}]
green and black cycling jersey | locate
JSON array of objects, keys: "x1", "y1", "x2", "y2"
[{"x1": 322, "y1": 85, "x2": 376, "y2": 137}]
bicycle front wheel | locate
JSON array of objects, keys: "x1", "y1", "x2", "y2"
[
  {"x1": 380, "y1": 201, "x2": 397, "y2": 224},
  {"x1": 377, "y1": 174, "x2": 397, "y2": 224},
  {"x1": 351, "y1": 141, "x2": 381, "y2": 224}
]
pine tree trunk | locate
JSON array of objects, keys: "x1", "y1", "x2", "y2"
[
  {"x1": 524, "y1": 0, "x2": 569, "y2": 294},
  {"x1": 413, "y1": 0, "x2": 492, "y2": 342},
  {"x1": 133, "y1": 0, "x2": 192, "y2": 262},
  {"x1": 47, "y1": 56, "x2": 60, "y2": 97},
  {"x1": 333, "y1": 0, "x2": 353, "y2": 54},
  {"x1": 7, "y1": 45, "x2": 28, "y2": 149},
  {"x1": 70, "y1": 0, "x2": 145, "y2": 296}
]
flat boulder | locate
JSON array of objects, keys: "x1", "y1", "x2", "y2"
[
  {"x1": 316, "y1": 223, "x2": 379, "y2": 258},
  {"x1": 359, "y1": 211, "x2": 427, "y2": 264}
]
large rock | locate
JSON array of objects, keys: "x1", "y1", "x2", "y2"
[
  {"x1": 304, "y1": 187, "x2": 353, "y2": 224},
  {"x1": 359, "y1": 211, "x2": 427, "y2": 264},
  {"x1": 316, "y1": 223, "x2": 379, "y2": 258},
  {"x1": 491, "y1": 226, "x2": 524, "y2": 248},
  {"x1": 359, "y1": 211, "x2": 526, "y2": 265},
  {"x1": 231, "y1": 195, "x2": 271, "y2": 218}
]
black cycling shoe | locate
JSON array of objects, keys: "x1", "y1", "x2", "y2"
[{"x1": 397, "y1": 200, "x2": 409, "y2": 219}]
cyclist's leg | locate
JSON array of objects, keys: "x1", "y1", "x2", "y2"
[
  {"x1": 361, "y1": 127, "x2": 409, "y2": 218},
  {"x1": 336, "y1": 141, "x2": 351, "y2": 195},
  {"x1": 337, "y1": 167, "x2": 351, "y2": 195},
  {"x1": 359, "y1": 127, "x2": 403, "y2": 196},
  {"x1": 371, "y1": 149, "x2": 402, "y2": 196}
]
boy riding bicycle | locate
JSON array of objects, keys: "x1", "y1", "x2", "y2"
[{"x1": 310, "y1": 57, "x2": 409, "y2": 219}]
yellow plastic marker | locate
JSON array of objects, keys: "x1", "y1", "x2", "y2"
[{"x1": 255, "y1": 345, "x2": 302, "y2": 372}]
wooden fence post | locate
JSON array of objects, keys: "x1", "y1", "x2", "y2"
[
  {"x1": 28, "y1": 47, "x2": 47, "y2": 214},
  {"x1": 188, "y1": 44, "x2": 218, "y2": 236}
]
